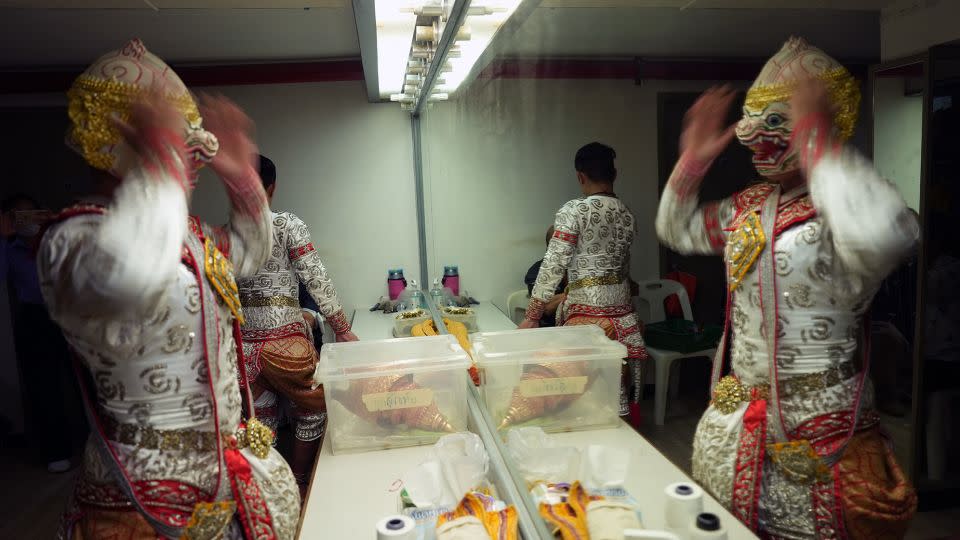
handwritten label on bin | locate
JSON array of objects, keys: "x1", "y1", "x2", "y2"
[
  {"x1": 519, "y1": 376, "x2": 588, "y2": 397},
  {"x1": 362, "y1": 389, "x2": 434, "y2": 412}
]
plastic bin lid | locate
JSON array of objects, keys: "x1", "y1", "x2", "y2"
[
  {"x1": 317, "y1": 335, "x2": 470, "y2": 382},
  {"x1": 472, "y1": 325, "x2": 627, "y2": 366}
]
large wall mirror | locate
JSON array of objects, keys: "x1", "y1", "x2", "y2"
[{"x1": 418, "y1": 1, "x2": 879, "y2": 471}]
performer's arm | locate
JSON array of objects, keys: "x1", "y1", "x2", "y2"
[
  {"x1": 525, "y1": 202, "x2": 579, "y2": 323},
  {"x1": 796, "y1": 112, "x2": 919, "y2": 291},
  {"x1": 218, "y1": 165, "x2": 272, "y2": 277},
  {"x1": 655, "y1": 152, "x2": 735, "y2": 256},
  {"x1": 39, "y1": 128, "x2": 189, "y2": 320},
  {"x1": 286, "y1": 213, "x2": 352, "y2": 338}
]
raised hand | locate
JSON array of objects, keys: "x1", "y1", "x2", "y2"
[
  {"x1": 681, "y1": 85, "x2": 738, "y2": 163},
  {"x1": 199, "y1": 93, "x2": 258, "y2": 182},
  {"x1": 790, "y1": 78, "x2": 835, "y2": 123},
  {"x1": 113, "y1": 87, "x2": 187, "y2": 163}
]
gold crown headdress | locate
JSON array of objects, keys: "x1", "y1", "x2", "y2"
[
  {"x1": 745, "y1": 37, "x2": 860, "y2": 141},
  {"x1": 66, "y1": 39, "x2": 210, "y2": 175}
]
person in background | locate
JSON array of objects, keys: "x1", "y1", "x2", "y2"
[
  {"x1": 238, "y1": 154, "x2": 357, "y2": 499},
  {"x1": 1, "y1": 194, "x2": 78, "y2": 474},
  {"x1": 524, "y1": 226, "x2": 567, "y2": 327},
  {"x1": 520, "y1": 142, "x2": 648, "y2": 428}
]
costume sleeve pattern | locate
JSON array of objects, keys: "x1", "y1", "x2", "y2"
[
  {"x1": 526, "y1": 201, "x2": 580, "y2": 320},
  {"x1": 285, "y1": 212, "x2": 349, "y2": 334},
  {"x1": 38, "y1": 129, "x2": 189, "y2": 320},
  {"x1": 798, "y1": 113, "x2": 920, "y2": 296},
  {"x1": 656, "y1": 153, "x2": 736, "y2": 256}
]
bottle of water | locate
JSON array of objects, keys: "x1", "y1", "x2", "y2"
[
  {"x1": 408, "y1": 280, "x2": 425, "y2": 309},
  {"x1": 430, "y1": 278, "x2": 445, "y2": 307}
]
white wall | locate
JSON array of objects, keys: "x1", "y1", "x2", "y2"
[
  {"x1": 187, "y1": 81, "x2": 422, "y2": 325},
  {"x1": 881, "y1": 0, "x2": 960, "y2": 60},
  {"x1": 420, "y1": 77, "x2": 730, "y2": 306},
  {"x1": 873, "y1": 77, "x2": 923, "y2": 210}
]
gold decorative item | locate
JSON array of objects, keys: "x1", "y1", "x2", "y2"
[
  {"x1": 181, "y1": 501, "x2": 236, "y2": 540},
  {"x1": 498, "y1": 361, "x2": 589, "y2": 429},
  {"x1": 244, "y1": 418, "x2": 274, "y2": 460},
  {"x1": 339, "y1": 374, "x2": 454, "y2": 432},
  {"x1": 203, "y1": 238, "x2": 244, "y2": 324},
  {"x1": 768, "y1": 440, "x2": 831, "y2": 484},
  {"x1": 725, "y1": 212, "x2": 766, "y2": 291},
  {"x1": 711, "y1": 375, "x2": 749, "y2": 415}
]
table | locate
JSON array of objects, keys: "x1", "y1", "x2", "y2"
[
  {"x1": 551, "y1": 422, "x2": 755, "y2": 537},
  {"x1": 300, "y1": 301, "x2": 757, "y2": 539}
]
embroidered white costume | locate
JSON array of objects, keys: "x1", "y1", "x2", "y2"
[
  {"x1": 41, "y1": 40, "x2": 300, "y2": 539},
  {"x1": 656, "y1": 38, "x2": 917, "y2": 539},
  {"x1": 238, "y1": 210, "x2": 352, "y2": 488},
  {"x1": 526, "y1": 194, "x2": 648, "y2": 416}
]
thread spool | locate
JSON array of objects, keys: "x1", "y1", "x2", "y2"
[
  {"x1": 663, "y1": 482, "x2": 703, "y2": 532},
  {"x1": 376, "y1": 515, "x2": 415, "y2": 539},
  {"x1": 688, "y1": 513, "x2": 727, "y2": 540}
]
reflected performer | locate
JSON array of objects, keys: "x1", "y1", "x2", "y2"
[
  {"x1": 520, "y1": 143, "x2": 648, "y2": 427},
  {"x1": 39, "y1": 40, "x2": 300, "y2": 539},
  {"x1": 656, "y1": 37, "x2": 918, "y2": 538},
  {"x1": 237, "y1": 154, "x2": 358, "y2": 499}
]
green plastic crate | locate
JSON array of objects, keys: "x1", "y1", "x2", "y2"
[{"x1": 643, "y1": 319, "x2": 722, "y2": 353}]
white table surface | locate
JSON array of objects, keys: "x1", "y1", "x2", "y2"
[
  {"x1": 350, "y1": 301, "x2": 516, "y2": 340},
  {"x1": 301, "y1": 302, "x2": 756, "y2": 539}
]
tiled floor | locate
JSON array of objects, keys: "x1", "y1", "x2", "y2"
[{"x1": 2, "y1": 395, "x2": 958, "y2": 539}]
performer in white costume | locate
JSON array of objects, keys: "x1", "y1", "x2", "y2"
[
  {"x1": 238, "y1": 154, "x2": 357, "y2": 498},
  {"x1": 521, "y1": 142, "x2": 648, "y2": 427},
  {"x1": 656, "y1": 37, "x2": 917, "y2": 539},
  {"x1": 41, "y1": 40, "x2": 300, "y2": 539}
]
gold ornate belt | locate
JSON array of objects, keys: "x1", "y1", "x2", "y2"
[
  {"x1": 566, "y1": 272, "x2": 624, "y2": 292},
  {"x1": 712, "y1": 360, "x2": 858, "y2": 415},
  {"x1": 102, "y1": 414, "x2": 273, "y2": 458},
  {"x1": 239, "y1": 294, "x2": 298, "y2": 308}
]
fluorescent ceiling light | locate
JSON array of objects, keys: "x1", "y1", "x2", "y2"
[
  {"x1": 374, "y1": 0, "x2": 420, "y2": 99},
  {"x1": 436, "y1": 0, "x2": 521, "y2": 94},
  {"x1": 374, "y1": 0, "x2": 521, "y2": 100}
]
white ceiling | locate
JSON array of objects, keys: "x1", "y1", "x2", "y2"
[
  {"x1": 539, "y1": 0, "x2": 897, "y2": 8},
  {"x1": 499, "y1": 4, "x2": 883, "y2": 58},
  {"x1": 0, "y1": 5, "x2": 359, "y2": 67},
  {"x1": 0, "y1": 0, "x2": 891, "y2": 68}
]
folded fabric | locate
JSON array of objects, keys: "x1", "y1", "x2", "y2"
[
  {"x1": 586, "y1": 500, "x2": 642, "y2": 540},
  {"x1": 436, "y1": 492, "x2": 518, "y2": 540},
  {"x1": 436, "y1": 516, "x2": 490, "y2": 540}
]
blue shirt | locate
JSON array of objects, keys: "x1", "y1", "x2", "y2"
[{"x1": 1, "y1": 237, "x2": 44, "y2": 305}]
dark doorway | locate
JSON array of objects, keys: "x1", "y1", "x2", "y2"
[{"x1": 656, "y1": 92, "x2": 756, "y2": 327}]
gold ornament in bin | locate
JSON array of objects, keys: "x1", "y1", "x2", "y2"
[
  {"x1": 498, "y1": 360, "x2": 590, "y2": 430},
  {"x1": 339, "y1": 373, "x2": 455, "y2": 433}
]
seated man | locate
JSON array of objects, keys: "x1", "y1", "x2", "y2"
[{"x1": 524, "y1": 226, "x2": 567, "y2": 327}]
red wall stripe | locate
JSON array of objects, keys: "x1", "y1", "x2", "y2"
[{"x1": 0, "y1": 59, "x2": 364, "y2": 95}]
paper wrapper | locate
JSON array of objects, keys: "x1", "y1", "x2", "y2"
[
  {"x1": 498, "y1": 360, "x2": 590, "y2": 430},
  {"x1": 339, "y1": 374, "x2": 455, "y2": 432}
]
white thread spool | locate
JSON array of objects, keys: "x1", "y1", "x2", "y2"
[
  {"x1": 688, "y1": 513, "x2": 727, "y2": 539},
  {"x1": 664, "y1": 482, "x2": 703, "y2": 532},
  {"x1": 376, "y1": 515, "x2": 416, "y2": 539}
]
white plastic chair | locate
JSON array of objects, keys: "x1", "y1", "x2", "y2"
[
  {"x1": 634, "y1": 279, "x2": 717, "y2": 426},
  {"x1": 506, "y1": 289, "x2": 530, "y2": 325}
]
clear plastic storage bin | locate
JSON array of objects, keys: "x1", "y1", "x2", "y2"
[
  {"x1": 441, "y1": 306, "x2": 478, "y2": 333},
  {"x1": 472, "y1": 325, "x2": 626, "y2": 433},
  {"x1": 393, "y1": 309, "x2": 431, "y2": 337},
  {"x1": 317, "y1": 335, "x2": 471, "y2": 454}
]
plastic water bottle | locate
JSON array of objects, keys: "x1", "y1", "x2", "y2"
[
  {"x1": 408, "y1": 280, "x2": 425, "y2": 309},
  {"x1": 430, "y1": 278, "x2": 445, "y2": 306},
  {"x1": 442, "y1": 265, "x2": 460, "y2": 297},
  {"x1": 387, "y1": 269, "x2": 407, "y2": 301}
]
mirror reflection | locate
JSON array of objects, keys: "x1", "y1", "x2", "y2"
[{"x1": 2, "y1": 1, "x2": 959, "y2": 539}]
